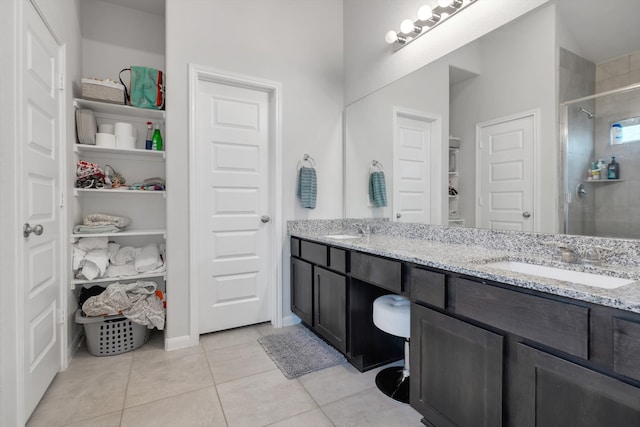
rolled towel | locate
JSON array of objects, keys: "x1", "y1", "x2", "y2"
[
  {"x1": 297, "y1": 167, "x2": 317, "y2": 209},
  {"x1": 135, "y1": 243, "x2": 162, "y2": 273},
  {"x1": 76, "y1": 236, "x2": 109, "y2": 251},
  {"x1": 81, "y1": 248, "x2": 109, "y2": 280},
  {"x1": 110, "y1": 246, "x2": 141, "y2": 266},
  {"x1": 105, "y1": 262, "x2": 139, "y2": 278},
  {"x1": 84, "y1": 213, "x2": 131, "y2": 228},
  {"x1": 369, "y1": 171, "x2": 388, "y2": 208}
]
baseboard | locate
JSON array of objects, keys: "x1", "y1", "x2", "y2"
[
  {"x1": 66, "y1": 330, "x2": 84, "y2": 365},
  {"x1": 282, "y1": 314, "x2": 301, "y2": 327},
  {"x1": 165, "y1": 334, "x2": 197, "y2": 351}
]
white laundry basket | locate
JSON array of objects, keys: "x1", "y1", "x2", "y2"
[{"x1": 75, "y1": 309, "x2": 151, "y2": 356}]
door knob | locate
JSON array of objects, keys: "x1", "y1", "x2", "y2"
[
  {"x1": 522, "y1": 212, "x2": 531, "y2": 219},
  {"x1": 261, "y1": 215, "x2": 271, "y2": 223},
  {"x1": 396, "y1": 213, "x2": 402, "y2": 218},
  {"x1": 23, "y1": 223, "x2": 44, "y2": 238}
]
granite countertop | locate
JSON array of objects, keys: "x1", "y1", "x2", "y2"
[{"x1": 290, "y1": 230, "x2": 640, "y2": 314}]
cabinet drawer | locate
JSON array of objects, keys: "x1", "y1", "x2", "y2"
[
  {"x1": 351, "y1": 252, "x2": 401, "y2": 293},
  {"x1": 453, "y1": 278, "x2": 589, "y2": 359},
  {"x1": 329, "y1": 247, "x2": 347, "y2": 274},
  {"x1": 613, "y1": 317, "x2": 640, "y2": 381},
  {"x1": 410, "y1": 267, "x2": 445, "y2": 309},
  {"x1": 290, "y1": 237, "x2": 300, "y2": 257},
  {"x1": 300, "y1": 241, "x2": 328, "y2": 266}
]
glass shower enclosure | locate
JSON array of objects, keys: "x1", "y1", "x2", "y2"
[{"x1": 561, "y1": 82, "x2": 640, "y2": 239}]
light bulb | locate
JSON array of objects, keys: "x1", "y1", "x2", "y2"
[
  {"x1": 438, "y1": 0, "x2": 453, "y2": 7},
  {"x1": 417, "y1": 5, "x2": 433, "y2": 21},
  {"x1": 400, "y1": 19, "x2": 415, "y2": 34},
  {"x1": 385, "y1": 30, "x2": 399, "y2": 44}
]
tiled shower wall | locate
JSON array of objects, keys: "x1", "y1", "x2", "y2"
[{"x1": 593, "y1": 50, "x2": 640, "y2": 238}]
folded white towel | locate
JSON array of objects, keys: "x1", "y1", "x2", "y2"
[
  {"x1": 81, "y1": 248, "x2": 109, "y2": 280},
  {"x1": 72, "y1": 246, "x2": 87, "y2": 271},
  {"x1": 111, "y1": 246, "x2": 141, "y2": 266},
  {"x1": 107, "y1": 243, "x2": 120, "y2": 261},
  {"x1": 105, "y1": 262, "x2": 138, "y2": 278},
  {"x1": 135, "y1": 243, "x2": 162, "y2": 273},
  {"x1": 76, "y1": 237, "x2": 109, "y2": 251}
]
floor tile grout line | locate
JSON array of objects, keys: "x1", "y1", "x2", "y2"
[
  {"x1": 119, "y1": 345, "x2": 136, "y2": 426},
  {"x1": 201, "y1": 341, "x2": 231, "y2": 427}
]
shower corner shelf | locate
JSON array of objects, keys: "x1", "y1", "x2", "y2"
[{"x1": 583, "y1": 179, "x2": 624, "y2": 183}]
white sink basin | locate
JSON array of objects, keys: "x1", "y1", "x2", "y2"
[
  {"x1": 485, "y1": 261, "x2": 635, "y2": 289},
  {"x1": 323, "y1": 234, "x2": 361, "y2": 240}
]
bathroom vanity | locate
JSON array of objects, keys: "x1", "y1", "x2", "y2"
[{"x1": 289, "y1": 220, "x2": 640, "y2": 427}]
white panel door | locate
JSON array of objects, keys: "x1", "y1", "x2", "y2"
[
  {"x1": 393, "y1": 112, "x2": 432, "y2": 223},
  {"x1": 478, "y1": 114, "x2": 535, "y2": 231},
  {"x1": 22, "y1": 1, "x2": 63, "y2": 419},
  {"x1": 197, "y1": 80, "x2": 271, "y2": 334}
]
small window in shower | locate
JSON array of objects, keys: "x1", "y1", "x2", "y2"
[{"x1": 610, "y1": 116, "x2": 640, "y2": 145}]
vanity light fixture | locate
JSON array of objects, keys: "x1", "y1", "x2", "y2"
[{"x1": 385, "y1": 0, "x2": 477, "y2": 51}]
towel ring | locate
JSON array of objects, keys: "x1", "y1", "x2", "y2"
[
  {"x1": 369, "y1": 160, "x2": 384, "y2": 174},
  {"x1": 297, "y1": 153, "x2": 316, "y2": 169}
]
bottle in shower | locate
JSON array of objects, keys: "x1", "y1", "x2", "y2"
[{"x1": 608, "y1": 156, "x2": 619, "y2": 179}]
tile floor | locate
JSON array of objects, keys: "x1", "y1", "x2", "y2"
[{"x1": 27, "y1": 323, "x2": 423, "y2": 427}]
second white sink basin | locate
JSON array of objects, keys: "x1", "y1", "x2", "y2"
[
  {"x1": 323, "y1": 234, "x2": 361, "y2": 240},
  {"x1": 485, "y1": 261, "x2": 635, "y2": 289}
]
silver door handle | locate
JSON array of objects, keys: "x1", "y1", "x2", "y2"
[
  {"x1": 261, "y1": 215, "x2": 271, "y2": 223},
  {"x1": 396, "y1": 213, "x2": 402, "y2": 218},
  {"x1": 522, "y1": 212, "x2": 531, "y2": 218},
  {"x1": 23, "y1": 223, "x2": 44, "y2": 238}
]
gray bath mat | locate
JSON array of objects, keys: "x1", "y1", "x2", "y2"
[{"x1": 258, "y1": 326, "x2": 347, "y2": 379}]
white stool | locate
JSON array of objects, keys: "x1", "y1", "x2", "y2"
[{"x1": 373, "y1": 294, "x2": 410, "y2": 403}]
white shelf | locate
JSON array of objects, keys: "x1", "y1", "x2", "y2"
[
  {"x1": 72, "y1": 229, "x2": 166, "y2": 239},
  {"x1": 449, "y1": 171, "x2": 458, "y2": 176},
  {"x1": 74, "y1": 188, "x2": 166, "y2": 197},
  {"x1": 74, "y1": 144, "x2": 165, "y2": 160},
  {"x1": 74, "y1": 98, "x2": 165, "y2": 120},
  {"x1": 71, "y1": 272, "x2": 166, "y2": 289},
  {"x1": 583, "y1": 179, "x2": 623, "y2": 183}
]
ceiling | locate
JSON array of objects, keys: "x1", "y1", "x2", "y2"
[
  {"x1": 96, "y1": 0, "x2": 640, "y2": 65},
  {"x1": 98, "y1": 0, "x2": 165, "y2": 16},
  {"x1": 556, "y1": 0, "x2": 640, "y2": 64}
]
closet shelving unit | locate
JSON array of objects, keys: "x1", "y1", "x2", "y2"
[
  {"x1": 71, "y1": 98, "x2": 167, "y2": 291},
  {"x1": 448, "y1": 136, "x2": 464, "y2": 226}
]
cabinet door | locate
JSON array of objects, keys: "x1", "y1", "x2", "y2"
[
  {"x1": 291, "y1": 258, "x2": 313, "y2": 326},
  {"x1": 517, "y1": 343, "x2": 640, "y2": 427},
  {"x1": 410, "y1": 304, "x2": 503, "y2": 427},
  {"x1": 314, "y1": 266, "x2": 347, "y2": 353}
]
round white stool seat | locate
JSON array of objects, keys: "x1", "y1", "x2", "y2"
[{"x1": 373, "y1": 295, "x2": 410, "y2": 338}]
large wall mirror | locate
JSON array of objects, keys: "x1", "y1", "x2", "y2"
[{"x1": 344, "y1": 0, "x2": 640, "y2": 239}]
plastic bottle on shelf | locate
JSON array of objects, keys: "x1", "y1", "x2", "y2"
[
  {"x1": 608, "y1": 156, "x2": 619, "y2": 179},
  {"x1": 145, "y1": 121, "x2": 153, "y2": 150},
  {"x1": 151, "y1": 125, "x2": 163, "y2": 151}
]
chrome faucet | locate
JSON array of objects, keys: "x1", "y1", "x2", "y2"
[
  {"x1": 557, "y1": 246, "x2": 581, "y2": 264},
  {"x1": 353, "y1": 223, "x2": 371, "y2": 236}
]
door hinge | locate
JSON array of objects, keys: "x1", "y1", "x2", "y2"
[
  {"x1": 478, "y1": 196, "x2": 484, "y2": 207},
  {"x1": 59, "y1": 191, "x2": 64, "y2": 207},
  {"x1": 58, "y1": 74, "x2": 65, "y2": 91},
  {"x1": 56, "y1": 308, "x2": 65, "y2": 324}
]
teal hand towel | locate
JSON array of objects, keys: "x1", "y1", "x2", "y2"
[
  {"x1": 369, "y1": 171, "x2": 387, "y2": 208},
  {"x1": 297, "y1": 167, "x2": 317, "y2": 209}
]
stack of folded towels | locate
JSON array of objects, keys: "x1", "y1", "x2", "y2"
[
  {"x1": 73, "y1": 213, "x2": 131, "y2": 234},
  {"x1": 73, "y1": 237, "x2": 165, "y2": 281}
]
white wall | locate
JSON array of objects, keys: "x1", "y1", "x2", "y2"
[
  {"x1": 165, "y1": 0, "x2": 344, "y2": 342},
  {"x1": 450, "y1": 3, "x2": 558, "y2": 232},
  {"x1": 81, "y1": 0, "x2": 165, "y2": 82},
  {"x1": 343, "y1": 0, "x2": 550, "y2": 105}
]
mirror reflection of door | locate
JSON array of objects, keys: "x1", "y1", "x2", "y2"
[
  {"x1": 477, "y1": 112, "x2": 536, "y2": 231},
  {"x1": 393, "y1": 108, "x2": 442, "y2": 223}
]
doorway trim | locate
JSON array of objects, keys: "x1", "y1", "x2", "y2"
[
  {"x1": 475, "y1": 109, "x2": 540, "y2": 232},
  {"x1": 187, "y1": 64, "x2": 283, "y2": 346},
  {"x1": 392, "y1": 106, "x2": 442, "y2": 224}
]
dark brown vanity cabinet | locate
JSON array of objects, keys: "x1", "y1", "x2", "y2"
[
  {"x1": 409, "y1": 266, "x2": 640, "y2": 427},
  {"x1": 290, "y1": 257, "x2": 313, "y2": 325},
  {"x1": 410, "y1": 304, "x2": 504, "y2": 427},
  {"x1": 314, "y1": 266, "x2": 347, "y2": 353}
]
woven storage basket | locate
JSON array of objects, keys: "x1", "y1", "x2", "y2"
[
  {"x1": 81, "y1": 78, "x2": 125, "y2": 104},
  {"x1": 75, "y1": 310, "x2": 151, "y2": 356}
]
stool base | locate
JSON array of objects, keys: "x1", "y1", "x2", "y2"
[{"x1": 375, "y1": 366, "x2": 410, "y2": 404}]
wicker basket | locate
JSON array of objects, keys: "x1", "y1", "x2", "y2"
[
  {"x1": 81, "y1": 78, "x2": 125, "y2": 105},
  {"x1": 75, "y1": 310, "x2": 151, "y2": 356}
]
